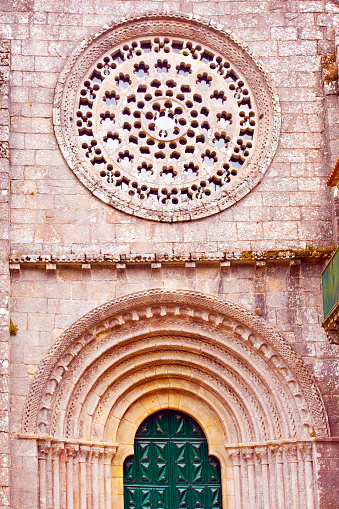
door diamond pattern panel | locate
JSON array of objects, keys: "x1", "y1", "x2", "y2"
[{"x1": 124, "y1": 410, "x2": 222, "y2": 509}]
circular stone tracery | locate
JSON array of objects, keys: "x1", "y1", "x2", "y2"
[{"x1": 54, "y1": 15, "x2": 280, "y2": 221}]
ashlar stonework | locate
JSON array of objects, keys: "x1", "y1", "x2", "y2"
[
  {"x1": 2, "y1": 1, "x2": 339, "y2": 509},
  {"x1": 53, "y1": 15, "x2": 280, "y2": 222}
]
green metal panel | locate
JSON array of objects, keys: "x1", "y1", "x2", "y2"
[
  {"x1": 322, "y1": 247, "x2": 339, "y2": 319},
  {"x1": 124, "y1": 410, "x2": 222, "y2": 509}
]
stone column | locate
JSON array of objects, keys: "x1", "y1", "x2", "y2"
[
  {"x1": 270, "y1": 445, "x2": 284, "y2": 509},
  {"x1": 103, "y1": 446, "x2": 117, "y2": 509},
  {"x1": 38, "y1": 440, "x2": 51, "y2": 509},
  {"x1": 242, "y1": 447, "x2": 256, "y2": 508},
  {"x1": 299, "y1": 443, "x2": 314, "y2": 509},
  {"x1": 78, "y1": 446, "x2": 90, "y2": 509},
  {"x1": 228, "y1": 448, "x2": 242, "y2": 509},
  {"x1": 51, "y1": 442, "x2": 64, "y2": 509},
  {"x1": 91, "y1": 447, "x2": 104, "y2": 509},
  {"x1": 256, "y1": 446, "x2": 270, "y2": 509},
  {"x1": 65, "y1": 444, "x2": 79, "y2": 509},
  {"x1": 286, "y1": 444, "x2": 299, "y2": 509}
]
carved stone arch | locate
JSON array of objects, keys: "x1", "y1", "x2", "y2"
[
  {"x1": 23, "y1": 289, "x2": 329, "y2": 440},
  {"x1": 24, "y1": 290, "x2": 330, "y2": 509}
]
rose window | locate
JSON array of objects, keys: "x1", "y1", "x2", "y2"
[{"x1": 54, "y1": 16, "x2": 280, "y2": 221}]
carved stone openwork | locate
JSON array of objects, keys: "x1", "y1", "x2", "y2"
[
  {"x1": 23, "y1": 290, "x2": 327, "y2": 509},
  {"x1": 53, "y1": 14, "x2": 280, "y2": 221}
]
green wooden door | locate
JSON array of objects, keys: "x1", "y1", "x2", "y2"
[{"x1": 124, "y1": 410, "x2": 222, "y2": 509}]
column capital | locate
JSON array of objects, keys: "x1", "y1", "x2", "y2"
[
  {"x1": 91, "y1": 446, "x2": 104, "y2": 460},
  {"x1": 227, "y1": 447, "x2": 241, "y2": 466},
  {"x1": 103, "y1": 446, "x2": 117, "y2": 464},
  {"x1": 51, "y1": 441, "x2": 64, "y2": 458},
  {"x1": 65, "y1": 443, "x2": 79, "y2": 460},
  {"x1": 298, "y1": 442, "x2": 313, "y2": 462},
  {"x1": 285, "y1": 443, "x2": 298, "y2": 463},
  {"x1": 270, "y1": 444, "x2": 284, "y2": 463},
  {"x1": 242, "y1": 447, "x2": 255, "y2": 465},
  {"x1": 78, "y1": 445, "x2": 91, "y2": 463},
  {"x1": 255, "y1": 446, "x2": 269, "y2": 465},
  {"x1": 38, "y1": 439, "x2": 51, "y2": 460}
]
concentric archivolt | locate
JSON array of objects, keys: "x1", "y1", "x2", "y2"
[
  {"x1": 23, "y1": 290, "x2": 329, "y2": 444},
  {"x1": 54, "y1": 13, "x2": 280, "y2": 221}
]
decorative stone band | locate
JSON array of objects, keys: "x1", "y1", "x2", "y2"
[
  {"x1": 36, "y1": 438, "x2": 117, "y2": 509},
  {"x1": 22, "y1": 290, "x2": 329, "y2": 441},
  {"x1": 9, "y1": 246, "x2": 334, "y2": 268},
  {"x1": 226, "y1": 441, "x2": 315, "y2": 509}
]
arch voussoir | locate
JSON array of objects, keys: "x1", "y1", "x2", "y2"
[{"x1": 23, "y1": 289, "x2": 329, "y2": 442}]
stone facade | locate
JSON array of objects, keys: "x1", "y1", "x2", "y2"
[{"x1": 1, "y1": 0, "x2": 339, "y2": 508}]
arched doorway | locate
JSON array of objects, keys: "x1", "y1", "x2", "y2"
[
  {"x1": 123, "y1": 410, "x2": 222, "y2": 509},
  {"x1": 22, "y1": 289, "x2": 330, "y2": 509}
]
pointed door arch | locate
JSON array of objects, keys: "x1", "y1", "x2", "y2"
[{"x1": 123, "y1": 409, "x2": 222, "y2": 509}]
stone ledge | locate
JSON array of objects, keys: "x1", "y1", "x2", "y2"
[
  {"x1": 8, "y1": 247, "x2": 335, "y2": 268},
  {"x1": 15, "y1": 433, "x2": 339, "y2": 448}
]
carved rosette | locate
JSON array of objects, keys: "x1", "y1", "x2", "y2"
[{"x1": 53, "y1": 13, "x2": 280, "y2": 222}]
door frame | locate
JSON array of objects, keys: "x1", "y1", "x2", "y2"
[{"x1": 110, "y1": 389, "x2": 231, "y2": 509}]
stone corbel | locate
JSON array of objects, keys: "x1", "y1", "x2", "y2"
[
  {"x1": 326, "y1": 325, "x2": 339, "y2": 345},
  {"x1": 321, "y1": 52, "x2": 338, "y2": 95}
]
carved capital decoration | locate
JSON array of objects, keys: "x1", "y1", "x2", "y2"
[
  {"x1": 103, "y1": 446, "x2": 117, "y2": 464},
  {"x1": 38, "y1": 439, "x2": 51, "y2": 460},
  {"x1": 227, "y1": 447, "x2": 241, "y2": 466},
  {"x1": 298, "y1": 442, "x2": 313, "y2": 462},
  {"x1": 285, "y1": 444, "x2": 298, "y2": 463},
  {"x1": 91, "y1": 446, "x2": 104, "y2": 460},
  {"x1": 53, "y1": 13, "x2": 280, "y2": 222},
  {"x1": 255, "y1": 446, "x2": 269, "y2": 465},
  {"x1": 78, "y1": 445, "x2": 91, "y2": 463},
  {"x1": 270, "y1": 444, "x2": 284, "y2": 464},
  {"x1": 23, "y1": 290, "x2": 329, "y2": 444},
  {"x1": 65, "y1": 443, "x2": 79, "y2": 460},
  {"x1": 51, "y1": 441, "x2": 64, "y2": 458},
  {"x1": 242, "y1": 447, "x2": 255, "y2": 465}
]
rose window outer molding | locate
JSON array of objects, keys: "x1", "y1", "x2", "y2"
[{"x1": 53, "y1": 13, "x2": 281, "y2": 222}]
